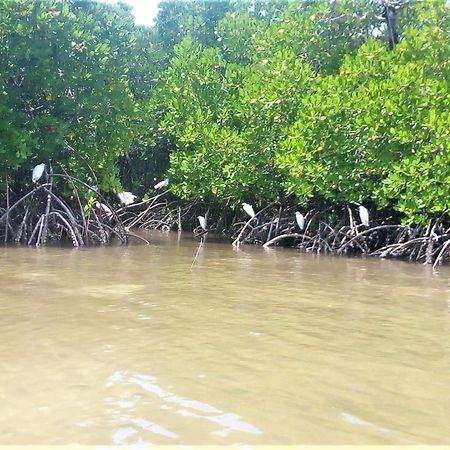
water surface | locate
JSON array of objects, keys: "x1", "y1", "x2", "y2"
[{"x1": 0, "y1": 232, "x2": 449, "y2": 444}]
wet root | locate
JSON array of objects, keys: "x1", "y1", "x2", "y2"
[
  {"x1": 0, "y1": 174, "x2": 129, "y2": 246},
  {"x1": 122, "y1": 201, "x2": 450, "y2": 266}
]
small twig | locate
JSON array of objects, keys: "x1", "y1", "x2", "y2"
[{"x1": 190, "y1": 237, "x2": 204, "y2": 269}]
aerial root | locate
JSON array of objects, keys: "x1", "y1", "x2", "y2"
[
  {"x1": 0, "y1": 174, "x2": 130, "y2": 246},
  {"x1": 123, "y1": 202, "x2": 450, "y2": 266},
  {"x1": 3, "y1": 188, "x2": 449, "y2": 265}
]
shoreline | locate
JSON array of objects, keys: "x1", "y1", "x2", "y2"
[{"x1": 2, "y1": 184, "x2": 449, "y2": 268}]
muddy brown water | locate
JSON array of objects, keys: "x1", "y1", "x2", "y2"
[{"x1": 0, "y1": 231, "x2": 449, "y2": 445}]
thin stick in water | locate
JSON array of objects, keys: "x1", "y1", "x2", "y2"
[{"x1": 190, "y1": 237, "x2": 204, "y2": 269}]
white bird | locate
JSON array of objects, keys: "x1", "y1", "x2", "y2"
[
  {"x1": 32, "y1": 163, "x2": 46, "y2": 184},
  {"x1": 197, "y1": 215, "x2": 207, "y2": 231},
  {"x1": 242, "y1": 202, "x2": 256, "y2": 219},
  {"x1": 295, "y1": 211, "x2": 305, "y2": 230},
  {"x1": 154, "y1": 178, "x2": 169, "y2": 190},
  {"x1": 358, "y1": 205, "x2": 370, "y2": 226},
  {"x1": 94, "y1": 201, "x2": 113, "y2": 218},
  {"x1": 117, "y1": 191, "x2": 136, "y2": 206}
]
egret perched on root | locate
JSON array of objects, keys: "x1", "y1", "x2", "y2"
[
  {"x1": 32, "y1": 163, "x2": 46, "y2": 184},
  {"x1": 117, "y1": 191, "x2": 136, "y2": 206},
  {"x1": 197, "y1": 215, "x2": 207, "y2": 231},
  {"x1": 231, "y1": 203, "x2": 258, "y2": 247},
  {"x1": 192, "y1": 216, "x2": 207, "y2": 268},
  {"x1": 154, "y1": 178, "x2": 169, "y2": 190},
  {"x1": 193, "y1": 215, "x2": 208, "y2": 238},
  {"x1": 295, "y1": 211, "x2": 305, "y2": 231},
  {"x1": 242, "y1": 202, "x2": 256, "y2": 219},
  {"x1": 358, "y1": 205, "x2": 370, "y2": 227}
]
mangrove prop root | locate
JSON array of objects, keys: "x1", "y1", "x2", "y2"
[
  {"x1": 232, "y1": 204, "x2": 272, "y2": 247},
  {"x1": 120, "y1": 201, "x2": 450, "y2": 265},
  {"x1": 263, "y1": 233, "x2": 311, "y2": 248},
  {"x1": 0, "y1": 174, "x2": 131, "y2": 247},
  {"x1": 3, "y1": 183, "x2": 450, "y2": 265}
]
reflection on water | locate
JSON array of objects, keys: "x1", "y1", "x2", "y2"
[
  {"x1": 0, "y1": 231, "x2": 449, "y2": 444},
  {"x1": 105, "y1": 370, "x2": 261, "y2": 444}
]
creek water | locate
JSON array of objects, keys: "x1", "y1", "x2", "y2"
[{"x1": 0, "y1": 231, "x2": 449, "y2": 445}]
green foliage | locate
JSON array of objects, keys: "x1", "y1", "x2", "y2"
[
  {"x1": 155, "y1": 0, "x2": 232, "y2": 56},
  {"x1": 157, "y1": 34, "x2": 313, "y2": 205},
  {"x1": 276, "y1": 0, "x2": 450, "y2": 222},
  {"x1": 154, "y1": 0, "x2": 449, "y2": 222},
  {"x1": 0, "y1": 0, "x2": 156, "y2": 195}
]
